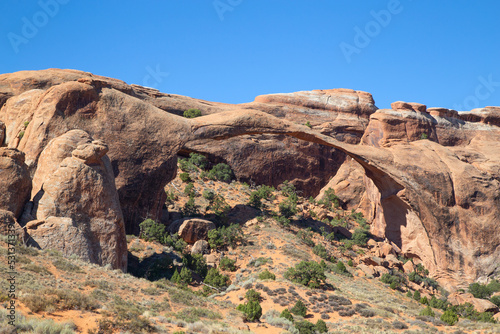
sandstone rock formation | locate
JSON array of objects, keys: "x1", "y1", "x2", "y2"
[
  {"x1": 1, "y1": 69, "x2": 499, "y2": 291},
  {"x1": 23, "y1": 130, "x2": 127, "y2": 271},
  {"x1": 0, "y1": 148, "x2": 31, "y2": 218},
  {"x1": 169, "y1": 218, "x2": 216, "y2": 244}
]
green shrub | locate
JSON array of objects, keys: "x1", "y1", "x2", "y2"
[
  {"x1": 490, "y1": 295, "x2": 500, "y2": 307},
  {"x1": 305, "y1": 121, "x2": 312, "y2": 128},
  {"x1": 284, "y1": 261, "x2": 326, "y2": 289},
  {"x1": 237, "y1": 300, "x2": 262, "y2": 322},
  {"x1": 290, "y1": 299, "x2": 307, "y2": 317},
  {"x1": 202, "y1": 189, "x2": 215, "y2": 201},
  {"x1": 347, "y1": 259, "x2": 354, "y2": 267},
  {"x1": 258, "y1": 269, "x2": 276, "y2": 280},
  {"x1": 280, "y1": 308, "x2": 294, "y2": 322},
  {"x1": 206, "y1": 163, "x2": 233, "y2": 182},
  {"x1": 420, "y1": 306, "x2": 435, "y2": 317},
  {"x1": 420, "y1": 296, "x2": 429, "y2": 305},
  {"x1": 184, "y1": 182, "x2": 195, "y2": 197},
  {"x1": 333, "y1": 261, "x2": 350, "y2": 276},
  {"x1": 313, "y1": 244, "x2": 329, "y2": 260},
  {"x1": 429, "y1": 296, "x2": 449, "y2": 310},
  {"x1": 206, "y1": 193, "x2": 231, "y2": 220},
  {"x1": 204, "y1": 268, "x2": 230, "y2": 289},
  {"x1": 317, "y1": 188, "x2": 339, "y2": 210},
  {"x1": 139, "y1": 219, "x2": 166, "y2": 243},
  {"x1": 351, "y1": 228, "x2": 370, "y2": 246},
  {"x1": 440, "y1": 309, "x2": 458, "y2": 325},
  {"x1": 380, "y1": 272, "x2": 405, "y2": 289},
  {"x1": 279, "y1": 180, "x2": 296, "y2": 197},
  {"x1": 468, "y1": 280, "x2": 500, "y2": 299},
  {"x1": 183, "y1": 108, "x2": 202, "y2": 118},
  {"x1": 219, "y1": 257, "x2": 237, "y2": 271},
  {"x1": 406, "y1": 291, "x2": 413, "y2": 298},
  {"x1": 182, "y1": 197, "x2": 199, "y2": 216},
  {"x1": 408, "y1": 271, "x2": 423, "y2": 284},
  {"x1": 315, "y1": 319, "x2": 328, "y2": 333},
  {"x1": 413, "y1": 290, "x2": 421, "y2": 301},
  {"x1": 52, "y1": 259, "x2": 83, "y2": 273},
  {"x1": 182, "y1": 253, "x2": 208, "y2": 278},
  {"x1": 18, "y1": 131, "x2": 25, "y2": 139},
  {"x1": 297, "y1": 229, "x2": 314, "y2": 247},
  {"x1": 248, "y1": 191, "x2": 263, "y2": 209},
  {"x1": 188, "y1": 152, "x2": 208, "y2": 169},
  {"x1": 294, "y1": 320, "x2": 316, "y2": 334},
  {"x1": 179, "y1": 172, "x2": 192, "y2": 183},
  {"x1": 278, "y1": 194, "x2": 298, "y2": 218},
  {"x1": 171, "y1": 267, "x2": 192, "y2": 285},
  {"x1": 207, "y1": 224, "x2": 244, "y2": 250},
  {"x1": 245, "y1": 289, "x2": 261, "y2": 302}
]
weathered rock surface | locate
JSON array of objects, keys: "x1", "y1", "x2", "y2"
[
  {"x1": 191, "y1": 240, "x2": 210, "y2": 255},
  {"x1": 448, "y1": 292, "x2": 499, "y2": 313},
  {"x1": 1, "y1": 70, "x2": 500, "y2": 291},
  {"x1": 0, "y1": 148, "x2": 31, "y2": 218},
  {"x1": 170, "y1": 218, "x2": 216, "y2": 244},
  {"x1": 24, "y1": 130, "x2": 127, "y2": 271}
]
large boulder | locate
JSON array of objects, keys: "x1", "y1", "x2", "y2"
[
  {"x1": 170, "y1": 218, "x2": 216, "y2": 244},
  {"x1": 24, "y1": 130, "x2": 127, "y2": 271},
  {"x1": 0, "y1": 148, "x2": 31, "y2": 218}
]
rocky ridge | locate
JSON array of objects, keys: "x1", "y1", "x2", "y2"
[{"x1": 0, "y1": 69, "x2": 498, "y2": 292}]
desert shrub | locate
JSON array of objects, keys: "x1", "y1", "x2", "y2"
[
  {"x1": 420, "y1": 296, "x2": 429, "y2": 305},
  {"x1": 139, "y1": 219, "x2": 166, "y2": 243},
  {"x1": 182, "y1": 197, "x2": 199, "y2": 216},
  {"x1": 237, "y1": 300, "x2": 262, "y2": 322},
  {"x1": 290, "y1": 300, "x2": 308, "y2": 317},
  {"x1": 315, "y1": 319, "x2": 327, "y2": 333},
  {"x1": 22, "y1": 289, "x2": 98, "y2": 313},
  {"x1": 245, "y1": 289, "x2": 261, "y2": 302},
  {"x1": 279, "y1": 180, "x2": 296, "y2": 197},
  {"x1": 182, "y1": 253, "x2": 208, "y2": 278},
  {"x1": 468, "y1": 280, "x2": 500, "y2": 299},
  {"x1": 258, "y1": 269, "x2": 276, "y2": 280},
  {"x1": 184, "y1": 182, "x2": 195, "y2": 197},
  {"x1": 317, "y1": 188, "x2": 339, "y2": 210},
  {"x1": 490, "y1": 295, "x2": 500, "y2": 307},
  {"x1": 380, "y1": 272, "x2": 406, "y2": 289},
  {"x1": 358, "y1": 308, "x2": 375, "y2": 317},
  {"x1": 183, "y1": 108, "x2": 202, "y2": 118},
  {"x1": 406, "y1": 291, "x2": 413, "y2": 298},
  {"x1": 294, "y1": 320, "x2": 316, "y2": 334},
  {"x1": 332, "y1": 260, "x2": 352, "y2": 277},
  {"x1": 219, "y1": 257, "x2": 237, "y2": 271},
  {"x1": 392, "y1": 320, "x2": 408, "y2": 329},
  {"x1": 408, "y1": 271, "x2": 423, "y2": 284},
  {"x1": 22, "y1": 263, "x2": 52, "y2": 276},
  {"x1": 206, "y1": 193, "x2": 230, "y2": 220},
  {"x1": 206, "y1": 163, "x2": 233, "y2": 182},
  {"x1": 188, "y1": 153, "x2": 208, "y2": 169},
  {"x1": 207, "y1": 224, "x2": 244, "y2": 250},
  {"x1": 351, "y1": 228, "x2": 370, "y2": 246},
  {"x1": 248, "y1": 191, "x2": 263, "y2": 209},
  {"x1": 280, "y1": 308, "x2": 294, "y2": 322},
  {"x1": 284, "y1": 261, "x2": 326, "y2": 289},
  {"x1": 175, "y1": 307, "x2": 222, "y2": 323},
  {"x1": 202, "y1": 189, "x2": 215, "y2": 201},
  {"x1": 347, "y1": 259, "x2": 354, "y2": 267},
  {"x1": 52, "y1": 259, "x2": 83, "y2": 273},
  {"x1": 164, "y1": 233, "x2": 188, "y2": 252},
  {"x1": 204, "y1": 268, "x2": 230, "y2": 289},
  {"x1": 420, "y1": 306, "x2": 435, "y2": 317},
  {"x1": 296, "y1": 229, "x2": 314, "y2": 247},
  {"x1": 179, "y1": 172, "x2": 192, "y2": 183},
  {"x1": 171, "y1": 267, "x2": 192, "y2": 285},
  {"x1": 279, "y1": 197, "x2": 297, "y2": 218},
  {"x1": 440, "y1": 309, "x2": 458, "y2": 325},
  {"x1": 413, "y1": 290, "x2": 421, "y2": 301},
  {"x1": 429, "y1": 296, "x2": 449, "y2": 310},
  {"x1": 313, "y1": 244, "x2": 329, "y2": 260}
]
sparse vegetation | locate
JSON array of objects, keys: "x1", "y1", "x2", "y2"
[
  {"x1": 183, "y1": 108, "x2": 202, "y2": 118},
  {"x1": 258, "y1": 269, "x2": 276, "y2": 280},
  {"x1": 284, "y1": 261, "x2": 326, "y2": 289}
]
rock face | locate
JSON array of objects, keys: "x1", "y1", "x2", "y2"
[
  {"x1": 170, "y1": 218, "x2": 216, "y2": 244},
  {"x1": 1, "y1": 70, "x2": 500, "y2": 291},
  {"x1": 23, "y1": 130, "x2": 127, "y2": 271},
  {"x1": 0, "y1": 148, "x2": 31, "y2": 218}
]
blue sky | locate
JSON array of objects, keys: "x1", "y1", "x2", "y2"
[{"x1": 1, "y1": 1, "x2": 499, "y2": 110}]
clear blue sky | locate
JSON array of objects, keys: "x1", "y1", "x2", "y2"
[{"x1": 1, "y1": 1, "x2": 499, "y2": 110}]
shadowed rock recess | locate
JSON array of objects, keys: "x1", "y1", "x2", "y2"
[{"x1": 0, "y1": 69, "x2": 498, "y2": 289}]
